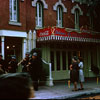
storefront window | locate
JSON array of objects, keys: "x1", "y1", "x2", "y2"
[
  {"x1": 62, "y1": 51, "x2": 66, "y2": 70},
  {"x1": 68, "y1": 51, "x2": 72, "y2": 70},
  {"x1": 50, "y1": 51, "x2": 54, "y2": 71},
  {"x1": 56, "y1": 51, "x2": 60, "y2": 70}
]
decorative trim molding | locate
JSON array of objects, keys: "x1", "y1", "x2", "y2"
[
  {"x1": 9, "y1": 21, "x2": 22, "y2": 26},
  {"x1": 0, "y1": 30, "x2": 27, "y2": 38},
  {"x1": 32, "y1": 0, "x2": 48, "y2": 9},
  {"x1": 53, "y1": 0, "x2": 67, "y2": 13},
  {"x1": 71, "y1": 4, "x2": 83, "y2": 15}
]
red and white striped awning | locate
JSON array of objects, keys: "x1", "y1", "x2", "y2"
[{"x1": 37, "y1": 27, "x2": 100, "y2": 43}]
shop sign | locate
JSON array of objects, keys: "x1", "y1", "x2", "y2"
[{"x1": 37, "y1": 27, "x2": 100, "y2": 39}]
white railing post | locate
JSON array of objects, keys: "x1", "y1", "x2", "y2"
[
  {"x1": 42, "y1": 59, "x2": 54, "y2": 86},
  {"x1": 47, "y1": 63, "x2": 54, "y2": 86}
]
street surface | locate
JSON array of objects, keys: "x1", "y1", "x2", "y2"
[{"x1": 31, "y1": 79, "x2": 100, "y2": 99}]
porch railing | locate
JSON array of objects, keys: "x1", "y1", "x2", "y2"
[{"x1": 42, "y1": 59, "x2": 54, "y2": 86}]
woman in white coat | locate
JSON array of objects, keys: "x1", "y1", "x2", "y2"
[{"x1": 78, "y1": 57, "x2": 84, "y2": 90}]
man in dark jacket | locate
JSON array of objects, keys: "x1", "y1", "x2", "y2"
[
  {"x1": 28, "y1": 52, "x2": 42, "y2": 91},
  {"x1": 21, "y1": 52, "x2": 30, "y2": 72},
  {"x1": 8, "y1": 56, "x2": 18, "y2": 73}
]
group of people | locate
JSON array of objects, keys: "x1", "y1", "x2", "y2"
[
  {"x1": 0, "y1": 51, "x2": 43, "y2": 99},
  {"x1": 0, "y1": 54, "x2": 18, "y2": 74},
  {"x1": 70, "y1": 56, "x2": 84, "y2": 91},
  {"x1": 0, "y1": 52, "x2": 43, "y2": 91}
]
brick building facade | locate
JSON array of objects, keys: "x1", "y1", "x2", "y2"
[{"x1": 0, "y1": 0, "x2": 100, "y2": 81}]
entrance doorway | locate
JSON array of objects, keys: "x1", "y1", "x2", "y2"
[{"x1": 5, "y1": 37, "x2": 22, "y2": 62}]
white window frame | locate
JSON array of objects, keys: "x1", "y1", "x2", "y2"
[
  {"x1": 36, "y1": 2, "x2": 43, "y2": 28},
  {"x1": 57, "y1": 5, "x2": 63, "y2": 27},
  {"x1": 9, "y1": 0, "x2": 18, "y2": 22},
  {"x1": 75, "y1": 9, "x2": 80, "y2": 29}
]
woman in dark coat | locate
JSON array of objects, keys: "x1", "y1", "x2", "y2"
[{"x1": 70, "y1": 56, "x2": 79, "y2": 91}]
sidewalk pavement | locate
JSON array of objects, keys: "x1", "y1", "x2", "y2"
[{"x1": 32, "y1": 79, "x2": 100, "y2": 99}]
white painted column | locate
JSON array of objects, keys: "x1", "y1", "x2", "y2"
[
  {"x1": 33, "y1": 30, "x2": 36, "y2": 49},
  {"x1": 22, "y1": 38, "x2": 26, "y2": 59},
  {"x1": 48, "y1": 63, "x2": 54, "y2": 86},
  {"x1": 1, "y1": 37, "x2": 5, "y2": 59},
  {"x1": 28, "y1": 30, "x2": 32, "y2": 52}
]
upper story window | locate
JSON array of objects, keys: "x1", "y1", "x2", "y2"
[
  {"x1": 53, "y1": 0, "x2": 67, "y2": 27},
  {"x1": 9, "y1": 0, "x2": 19, "y2": 22},
  {"x1": 71, "y1": 4, "x2": 83, "y2": 30},
  {"x1": 57, "y1": 5, "x2": 63, "y2": 27},
  {"x1": 89, "y1": 15, "x2": 94, "y2": 30},
  {"x1": 36, "y1": 1, "x2": 43, "y2": 28},
  {"x1": 75, "y1": 9, "x2": 80, "y2": 30}
]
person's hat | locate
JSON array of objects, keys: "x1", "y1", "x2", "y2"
[
  {"x1": 32, "y1": 52, "x2": 37, "y2": 56},
  {"x1": 25, "y1": 52, "x2": 30, "y2": 55}
]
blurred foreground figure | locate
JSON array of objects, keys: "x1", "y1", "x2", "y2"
[{"x1": 0, "y1": 72, "x2": 34, "y2": 99}]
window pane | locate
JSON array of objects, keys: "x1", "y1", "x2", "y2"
[
  {"x1": 62, "y1": 51, "x2": 66, "y2": 70},
  {"x1": 75, "y1": 9, "x2": 79, "y2": 29},
  {"x1": 14, "y1": 0, "x2": 17, "y2": 21},
  {"x1": 9, "y1": 0, "x2": 12, "y2": 20},
  {"x1": 36, "y1": 2, "x2": 43, "y2": 27},
  {"x1": 59, "y1": 7, "x2": 62, "y2": 20},
  {"x1": 56, "y1": 51, "x2": 60, "y2": 70},
  {"x1": 39, "y1": 3, "x2": 42, "y2": 17},
  {"x1": 57, "y1": 6, "x2": 63, "y2": 27},
  {"x1": 50, "y1": 51, "x2": 54, "y2": 71},
  {"x1": 14, "y1": 0, "x2": 17, "y2": 11}
]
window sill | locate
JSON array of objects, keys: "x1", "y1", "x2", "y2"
[
  {"x1": 56, "y1": 25, "x2": 63, "y2": 28},
  {"x1": 35, "y1": 26, "x2": 43, "y2": 29},
  {"x1": 9, "y1": 21, "x2": 22, "y2": 26}
]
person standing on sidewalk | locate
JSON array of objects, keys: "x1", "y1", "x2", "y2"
[
  {"x1": 27, "y1": 52, "x2": 43, "y2": 91},
  {"x1": 19, "y1": 52, "x2": 30, "y2": 72},
  {"x1": 70, "y1": 56, "x2": 79, "y2": 91},
  {"x1": 7, "y1": 56, "x2": 18, "y2": 73},
  {"x1": 78, "y1": 57, "x2": 84, "y2": 90}
]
